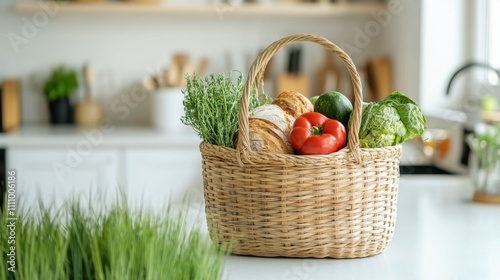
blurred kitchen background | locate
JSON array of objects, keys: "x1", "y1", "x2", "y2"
[{"x1": 1, "y1": 0, "x2": 499, "y2": 208}]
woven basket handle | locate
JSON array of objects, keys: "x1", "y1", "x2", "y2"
[{"x1": 237, "y1": 34, "x2": 363, "y2": 163}]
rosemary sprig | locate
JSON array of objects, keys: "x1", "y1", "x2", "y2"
[{"x1": 181, "y1": 72, "x2": 270, "y2": 148}]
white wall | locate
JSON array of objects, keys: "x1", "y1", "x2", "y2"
[
  {"x1": 419, "y1": 0, "x2": 472, "y2": 112},
  {"x1": 1, "y1": 0, "x2": 422, "y2": 125},
  {"x1": 381, "y1": 0, "x2": 421, "y2": 102}
]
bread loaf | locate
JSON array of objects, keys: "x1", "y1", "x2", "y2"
[
  {"x1": 272, "y1": 91, "x2": 313, "y2": 118},
  {"x1": 248, "y1": 104, "x2": 295, "y2": 154}
]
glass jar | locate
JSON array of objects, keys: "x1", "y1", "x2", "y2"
[
  {"x1": 470, "y1": 153, "x2": 500, "y2": 196},
  {"x1": 468, "y1": 124, "x2": 500, "y2": 202}
]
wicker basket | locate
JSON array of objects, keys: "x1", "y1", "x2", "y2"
[{"x1": 200, "y1": 34, "x2": 402, "y2": 259}]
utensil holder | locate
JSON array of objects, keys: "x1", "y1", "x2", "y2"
[{"x1": 152, "y1": 88, "x2": 185, "y2": 133}]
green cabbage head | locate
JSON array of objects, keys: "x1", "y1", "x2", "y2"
[{"x1": 358, "y1": 91, "x2": 427, "y2": 148}]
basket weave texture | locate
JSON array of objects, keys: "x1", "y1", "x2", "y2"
[{"x1": 201, "y1": 34, "x2": 402, "y2": 258}]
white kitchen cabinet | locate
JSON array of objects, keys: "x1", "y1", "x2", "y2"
[
  {"x1": 0, "y1": 126, "x2": 203, "y2": 212},
  {"x1": 7, "y1": 148, "x2": 121, "y2": 211},
  {"x1": 125, "y1": 148, "x2": 204, "y2": 209}
]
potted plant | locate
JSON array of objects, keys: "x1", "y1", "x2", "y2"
[{"x1": 43, "y1": 66, "x2": 78, "y2": 124}]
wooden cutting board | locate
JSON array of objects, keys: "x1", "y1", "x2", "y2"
[
  {"x1": 317, "y1": 49, "x2": 341, "y2": 95},
  {"x1": 1, "y1": 80, "x2": 21, "y2": 132},
  {"x1": 366, "y1": 57, "x2": 392, "y2": 101},
  {"x1": 277, "y1": 73, "x2": 310, "y2": 98}
]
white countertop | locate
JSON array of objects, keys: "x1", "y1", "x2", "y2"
[
  {"x1": 221, "y1": 175, "x2": 500, "y2": 280},
  {"x1": 2, "y1": 125, "x2": 445, "y2": 169},
  {"x1": 0, "y1": 124, "x2": 201, "y2": 148}
]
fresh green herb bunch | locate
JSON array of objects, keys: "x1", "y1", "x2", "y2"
[
  {"x1": 468, "y1": 124, "x2": 500, "y2": 172},
  {"x1": 43, "y1": 66, "x2": 78, "y2": 101},
  {"x1": 0, "y1": 198, "x2": 225, "y2": 280},
  {"x1": 181, "y1": 72, "x2": 270, "y2": 148}
]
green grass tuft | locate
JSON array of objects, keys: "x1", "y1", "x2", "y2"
[{"x1": 0, "y1": 196, "x2": 225, "y2": 280}]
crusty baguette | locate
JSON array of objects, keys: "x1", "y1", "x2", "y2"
[
  {"x1": 248, "y1": 104, "x2": 295, "y2": 154},
  {"x1": 272, "y1": 91, "x2": 313, "y2": 118},
  {"x1": 249, "y1": 119, "x2": 292, "y2": 154},
  {"x1": 250, "y1": 104, "x2": 295, "y2": 134}
]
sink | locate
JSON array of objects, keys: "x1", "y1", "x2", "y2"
[
  {"x1": 400, "y1": 165, "x2": 455, "y2": 175},
  {"x1": 400, "y1": 109, "x2": 469, "y2": 175}
]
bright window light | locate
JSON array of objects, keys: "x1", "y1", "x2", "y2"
[{"x1": 488, "y1": 0, "x2": 500, "y2": 83}]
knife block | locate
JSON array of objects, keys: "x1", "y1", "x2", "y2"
[
  {"x1": 1, "y1": 80, "x2": 21, "y2": 132},
  {"x1": 276, "y1": 73, "x2": 310, "y2": 97}
]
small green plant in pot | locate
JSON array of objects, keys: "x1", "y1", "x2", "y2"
[{"x1": 44, "y1": 66, "x2": 78, "y2": 124}]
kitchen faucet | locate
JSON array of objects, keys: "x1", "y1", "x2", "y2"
[
  {"x1": 444, "y1": 62, "x2": 500, "y2": 167},
  {"x1": 446, "y1": 62, "x2": 500, "y2": 96}
]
